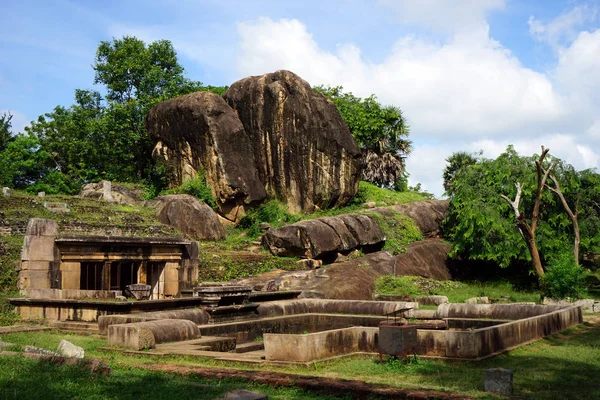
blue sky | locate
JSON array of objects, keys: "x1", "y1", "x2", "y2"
[{"x1": 1, "y1": 0, "x2": 600, "y2": 195}]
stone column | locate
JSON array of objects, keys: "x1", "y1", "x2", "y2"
[
  {"x1": 164, "y1": 262, "x2": 180, "y2": 297},
  {"x1": 19, "y1": 219, "x2": 59, "y2": 292}
]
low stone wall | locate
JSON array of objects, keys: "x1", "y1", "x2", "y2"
[
  {"x1": 21, "y1": 289, "x2": 118, "y2": 300},
  {"x1": 257, "y1": 299, "x2": 417, "y2": 318},
  {"x1": 419, "y1": 305, "x2": 582, "y2": 359},
  {"x1": 264, "y1": 327, "x2": 379, "y2": 362},
  {"x1": 107, "y1": 319, "x2": 200, "y2": 350},
  {"x1": 435, "y1": 303, "x2": 566, "y2": 320},
  {"x1": 98, "y1": 308, "x2": 210, "y2": 334},
  {"x1": 198, "y1": 313, "x2": 387, "y2": 343}
]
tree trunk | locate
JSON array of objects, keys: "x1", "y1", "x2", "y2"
[{"x1": 519, "y1": 219, "x2": 545, "y2": 278}]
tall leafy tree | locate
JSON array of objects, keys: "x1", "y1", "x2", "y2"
[
  {"x1": 444, "y1": 146, "x2": 600, "y2": 280},
  {"x1": 0, "y1": 112, "x2": 14, "y2": 152},
  {"x1": 315, "y1": 86, "x2": 411, "y2": 189}
]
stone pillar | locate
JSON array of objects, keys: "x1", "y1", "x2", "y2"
[
  {"x1": 19, "y1": 219, "x2": 59, "y2": 291},
  {"x1": 102, "y1": 180, "x2": 114, "y2": 202},
  {"x1": 60, "y1": 262, "x2": 81, "y2": 290},
  {"x1": 164, "y1": 262, "x2": 180, "y2": 297},
  {"x1": 102, "y1": 261, "x2": 112, "y2": 291},
  {"x1": 138, "y1": 261, "x2": 147, "y2": 284}
]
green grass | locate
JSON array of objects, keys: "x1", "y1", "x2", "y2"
[
  {"x1": 376, "y1": 275, "x2": 541, "y2": 303},
  {"x1": 3, "y1": 319, "x2": 600, "y2": 399}
]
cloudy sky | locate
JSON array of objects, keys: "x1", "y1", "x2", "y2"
[{"x1": 1, "y1": 0, "x2": 600, "y2": 196}]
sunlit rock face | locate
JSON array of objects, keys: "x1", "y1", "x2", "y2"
[{"x1": 223, "y1": 70, "x2": 362, "y2": 214}]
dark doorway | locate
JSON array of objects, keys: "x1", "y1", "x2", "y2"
[
  {"x1": 110, "y1": 262, "x2": 139, "y2": 293},
  {"x1": 80, "y1": 262, "x2": 103, "y2": 290}
]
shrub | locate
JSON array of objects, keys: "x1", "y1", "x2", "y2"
[
  {"x1": 375, "y1": 275, "x2": 422, "y2": 296},
  {"x1": 163, "y1": 170, "x2": 216, "y2": 208},
  {"x1": 543, "y1": 253, "x2": 588, "y2": 300},
  {"x1": 238, "y1": 200, "x2": 299, "y2": 238}
]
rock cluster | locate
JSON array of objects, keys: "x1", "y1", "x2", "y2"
[{"x1": 147, "y1": 70, "x2": 361, "y2": 221}]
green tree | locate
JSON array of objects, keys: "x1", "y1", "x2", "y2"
[
  {"x1": 442, "y1": 146, "x2": 599, "y2": 280},
  {"x1": 0, "y1": 112, "x2": 14, "y2": 152},
  {"x1": 25, "y1": 36, "x2": 205, "y2": 190},
  {"x1": 443, "y1": 151, "x2": 479, "y2": 196},
  {"x1": 315, "y1": 86, "x2": 411, "y2": 189}
]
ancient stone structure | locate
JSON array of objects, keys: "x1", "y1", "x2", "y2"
[
  {"x1": 485, "y1": 368, "x2": 514, "y2": 395},
  {"x1": 152, "y1": 194, "x2": 225, "y2": 241},
  {"x1": 147, "y1": 70, "x2": 362, "y2": 220},
  {"x1": 18, "y1": 218, "x2": 198, "y2": 299},
  {"x1": 223, "y1": 70, "x2": 362, "y2": 214},
  {"x1": 147, "y1": 91, "x2": 266, "y2": 221}
]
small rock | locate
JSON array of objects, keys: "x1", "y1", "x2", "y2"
[
  {"x1": 334, "y1": 253, "x2": 349, "y2": 263},
  {"x1": 258, "y1": 222, "x2": 271, "y2": 232},
  {"x1": 484, "y1": 368, "x2": 513, "y2": 395},
  {"x1": 264, "y1": 280, "x2": 278, "y2": 292},
  {"x1": 37, "y1": 191, "x2": 45, "y2": 198},
  {"x1": 2, "y1": 187, "x2": 11, "y2": 197},
  {"x1": 594, "y1": 302, "x2": 600, "y2": 313},
  {"x1": 246, "y1": 245, "x2": 262, "y2": 253},
  {"x1": 80, "y1": 358, "x2": 112, "y2": 376},
  {"x1": 223, "y1": 389, "x2": 268, "y2": 400},
  {"x1": 465, "y1": 296, "x2": 490, "y2": 304},
  {"x1": 251, "y1": 241, "x2": 262, "y2": 246},
  {"x1": 296, "y1": 259, "x2": 322, "y2": 270},
  {"x1": 0, "y1": 341, "x2": 14, "y2": 350},
  {"x1": 57, "y1": 340, "x2": 84, "y2": 359},
  {"x1": 362, "y1": 201, "x2": 376, "y2": 208},
  {"x1": 24, "y1": 345, "x2": 60, "y2": 357}
]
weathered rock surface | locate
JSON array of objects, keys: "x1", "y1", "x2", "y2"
[
  {"x1": 147, "y1": 91, "x2": 266, "y2": 221},
  {"x1": 107, "y1": 319, "x2": 201, "y2": 350},
  {"x1": 80, "y1": 181, "x2": 143, "y2": 205},
  {"x1": 393, "y1": 239, "x2": 452, "y2": 280},
  {"x1": 153, "y1": 194, "x2": 225, "y2": 240},
  {"x1": 262, "y1": 214, "x2": 385, "y2": 259},
  {"x1": 371, "y1": 199, "x2": 450, "y2": 237},
  {"x1": 237, "y1": 239, "x2": 451, "y2": 300},
  {"x1": 223, "y1": 70, "x2": 362, "y2": 213},
  {"x1": 56, "y1": 339, "x2": 84, "y2": 359}
]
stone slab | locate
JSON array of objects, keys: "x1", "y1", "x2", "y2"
[{"x1": 484, "y1": 368, "x2": 513, "y2": 395}]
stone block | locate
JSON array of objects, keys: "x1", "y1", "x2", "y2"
[
  {"x1": 465, "y1": 296, "x2": 490, "y2": 304},
  {"x1": 594, "y1": 302, "x2": 600, "y2": 313},
  {"x1": 415, "y1": 295, "x2": 448, "y2": 306},
  {"x1": 21, "y1": 236, "x2": 57, "y2": 261},
  {"x1": 102, "y1": 180, "x2": 114, "y2": 202},
  {"x1": 484, "y1": 368, "x2": 513, "y2": 395},
  {"x1": 19, "y1": 270, "x2": 51, "y2": 289},
  {"x1": 56, "y1": 339, "x2": 84, "y2": 359},
  {"x1": 61, "y1": 270, "x2": 80, "y2": 290},
  {"x1": 223, "y1": 390, "x2": 268, "y2": 400},
  {"x1": 124, "y1": 284, "x2": 152, "y2": 300},
  {"x1": 2, "y1": 187, "x2": 11, "y2": 197},
  {"x1": 107, "y1": 319, "x2": 200, "y2": 350},
  {"x1": 43, "y1": 202, "x2": 70, "y2": 213},
  {"x1": 37, "y1": 191, "x2": 45, "y2": 198}
]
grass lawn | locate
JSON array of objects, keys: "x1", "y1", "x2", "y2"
[
  {"x1": 376, "y1": 275, "x2": 542, "y2": 303},
  {"x1": 2, "y1": 317, "x2": 600, "y2": 400}
]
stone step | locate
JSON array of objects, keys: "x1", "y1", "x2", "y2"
[
  {"x1": 51, "y1": 321, "x2": 100, "y2": 333},
  {"x1": 234, "y1": 341, "x2": 264, "y2": 353}
]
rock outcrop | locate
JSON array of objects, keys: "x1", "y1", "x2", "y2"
[
  {"x1": 235, "y1": 239, "x2": 451, "y2": 300},
  {"x1": 262, "y1": 214, "x2": 385, "y2": 259},
  {"x1": 223, "y1": 70, "x2": 362, "y2": 213},
  {"x1": 153, "y1": 194, "x2": 225, "y2": 241},
  {"x1": 371, "y1": 199, "x2": 450, "y2": 237},
  {"x1": 146, "y1": 91, "x2": 266, "y2": 221},
  {"x1": 80, "y1": 181, "x2": 143, "y2": 206}
]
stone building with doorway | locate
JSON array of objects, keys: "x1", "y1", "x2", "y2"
[{"x1": 18, "y1": 218, "x2": 199, "y2": 299}]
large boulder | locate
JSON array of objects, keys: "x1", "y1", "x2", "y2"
[
  {"x1": 153, "y1": 194, "x2": 225, "y2": 240},
  {"x1": 262, "y1": 214, "x2": 385, "y2": 259},
  {"x1": 223, "y1": 70, "x2": 362, "y2": 213},
  {"x1": 146, "y1": 91, "x2": 266, "y2": 222},
  {"x1": 394, "y1": 239, "x2": 452, "y2": 280},
  {"x1": 371, "y1": 199, "x2": 450, "y2": 237}
]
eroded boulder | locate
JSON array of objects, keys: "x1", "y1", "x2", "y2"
[
  {"x1": 372, "y1": 200, "x2": 450, "y2": 237},
  {"x1": 223, "y1": 70, "x2": 362, "y2": 213},
  {"x1": 147, "y1": 91, "x2": 266, "y2": 222},
  {"x1": 262, "y1": 214, "x2": 385, "y2": 259},
  {"x1": 153, "y1": 194, "x2": 225, "y2": 240},
  {"x1": 394, "y1": 239, "x2": 451, "y2": 280}
]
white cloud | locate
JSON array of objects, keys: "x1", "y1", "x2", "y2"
[
  {"x1": 529, "y1": 5, "x2": 598, "y2": 49},
  {"x1": 379, "y1": 0, "x2": 505, "y2": 34},
  {"x1": 234, "y1": 12, "x2": 600, "y2": 197}
]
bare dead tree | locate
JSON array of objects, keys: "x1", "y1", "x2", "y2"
[
  {"x1": 545, "y1": 174, "x2": 581, "y2": 265},
  {"x1": 500, "y1": 146, "x2": 554, "y2": 279}
]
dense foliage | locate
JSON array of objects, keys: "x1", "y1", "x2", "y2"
[
  {"x1": 0, "y1": 36, "x2": 227, "y2": 193},
  {"x1": 543, "y1": 253, "x2": 588, "y2": 299},
  {"x1": 315, "y1": 86, "x2": 411, "y2": 189},
  {"x1": 443, "y1": 146, "x2": 600, "y2": 273}
]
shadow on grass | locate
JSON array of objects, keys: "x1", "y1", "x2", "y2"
[{"x1": 0, "y1": 357, "x2": 348, "y2": 400}]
